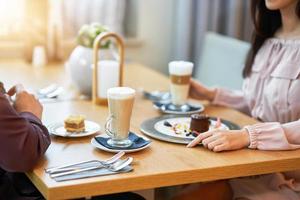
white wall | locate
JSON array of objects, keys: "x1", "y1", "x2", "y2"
[{"x1": 126, "y1": 0, "x2": 175, "y2": 74}]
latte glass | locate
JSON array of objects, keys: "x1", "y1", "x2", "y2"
[
  {"x1": 105, "y1": 87, "x2": 135, "y2": 147},
  {"x1": 168, "y1": 61, "x2": 194, "y2": 106}
]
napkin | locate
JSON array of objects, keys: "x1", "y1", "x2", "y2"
[
  {"x1": 53, "y1": 166, "x2": 133, "y2": 182},
  {"x1": 94, "y1": 132, "x2": 151, "y2": 150}
]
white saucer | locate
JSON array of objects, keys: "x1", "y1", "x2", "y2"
[
  {"x1": 47, "y1": 120, "x2": 101, "y2": 137},
  {"x1": 91, "y1": 134, "x2": 151, "y2": 153}
]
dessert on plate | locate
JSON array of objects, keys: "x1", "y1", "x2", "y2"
[
  {"x1": 190, "y1": 114, "x2": 210, "y2": 133},
  {"x1": 64, "y1": 115, "x2": 85, "y2": 132},
  {"x1": 162, "y1": 114, "x2": 222, "y2": 138}
]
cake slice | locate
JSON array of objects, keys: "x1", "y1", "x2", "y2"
[
  {"x1": 64, "y1": 115, "x2": 85, "y2": 132},
  {"x1": 190, "y1": 114, "x2": 210, "y2": 133}
]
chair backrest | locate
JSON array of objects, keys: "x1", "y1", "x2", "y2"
[{"x1": 194, "y1": 32, "x2": 250, "y2": 90}]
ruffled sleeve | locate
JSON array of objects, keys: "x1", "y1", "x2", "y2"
[
  {"x1": 212, "y1": 88, "x2": 251, "y2": 115},
  {"x1": 245, "y1": 120, "x2": 300, "y2": 150}
]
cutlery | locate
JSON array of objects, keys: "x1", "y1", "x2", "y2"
[
  {"x1": 50, "y1": 157, "x2": 133, "y2": 178},
  {"x1": 167, "y1": 103, "x2": 190, "y2": 112},
  {"x1": 38, "y1": 84, "x2": 58, "y2": 96},
  {"x1": 46, "y1": 151, "x2": 125, "y2": 174},
  {"x1": 45, "y1": 86, "x2": 64, "y2": 98},
  {"x1": 37, "y1": 84, "x2": 64, "y2": 99},
  {"x1": 141, "y1": 89, "x2": 171, "y2": 102}
]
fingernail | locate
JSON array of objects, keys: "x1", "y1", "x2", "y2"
[{"x1": 186, "y1": 143, "x2": 193, "y2": 148}]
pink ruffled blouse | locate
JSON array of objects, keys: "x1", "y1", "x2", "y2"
[{"x1": 212, "y1": 38, "x2": 300, "y2": 199}]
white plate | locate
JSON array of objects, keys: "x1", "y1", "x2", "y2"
[
  {"x1": 47, "y1": 120, "x2": 101, "y2": 137},
  {"x1": 154, "y1": 117, "x2": 229, "y2": 140},
  {"x1": 140, "y1": 115, "x2": 240, "y2": 144},
  {"x1": 91, "y1": 134, "x2": 151, "y2": 153}
]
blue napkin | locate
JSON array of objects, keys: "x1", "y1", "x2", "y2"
[{"x1": 95, "y1": 132, "x2": 151, "y2": 150}]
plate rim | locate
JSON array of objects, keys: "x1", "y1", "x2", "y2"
[
  {"x1": 90, "y1": 134, "x2": 151, "y2": 153},
  {"x1": 47, "y1": 120, "x2": 101, "y2": 138},
  {"x1": 140, "y1": 115, "x2": 240, "y2": 144}
]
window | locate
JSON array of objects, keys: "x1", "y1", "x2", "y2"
[
  {"x1": 0, "y1": 0, "x2": 139, "y2": 60},
  {"x1": 0, "y1": 0, "x2": 24, "y2": 38}
]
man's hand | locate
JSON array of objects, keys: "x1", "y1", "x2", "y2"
[
  {"x1": 8, "y1": 84, "x2": 43, "y2": 119},
  {"x1": 0, "y1": 82, "x2": 6, "y2": 94}
]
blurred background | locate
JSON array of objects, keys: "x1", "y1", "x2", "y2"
[{"x1": 0, "y1": 0, "x2": 253, "y2": 89}]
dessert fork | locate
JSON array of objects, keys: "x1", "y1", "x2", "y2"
[
  {"x1": 50, "y1": 157, "x2": 133, "y2": 178},
  {"x1": 46, "y1": 151, "x2": 125, "y2": 174}
]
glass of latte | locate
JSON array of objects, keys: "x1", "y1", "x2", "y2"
[
  {"x1": 168, "y1": 61, "x2": 194, "y2": 106},
  {"x1": 105, "y1": 87, "x2": 136, "y2": 148}
]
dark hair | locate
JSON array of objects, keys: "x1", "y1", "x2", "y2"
[{"x1": 243, "y1": 0, "x2": 300, "y2": 77}]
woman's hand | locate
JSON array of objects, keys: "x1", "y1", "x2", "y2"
[
  {"x1": 189, "y1": 79, "x2": 217, "y2": 101},
  {"x1": 187, "y1": 129, "x2": 250, "y2": 152}
]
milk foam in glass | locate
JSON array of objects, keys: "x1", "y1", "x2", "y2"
[
  {"x1": 105, "y1": 87, "x2": 135, "y2": 147},
  {"x1": 168, "y1": 61, "x2": 194, "y2": 106}
]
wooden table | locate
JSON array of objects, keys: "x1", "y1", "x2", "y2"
[{"x1": 1, "y1": 60, "x2": 300, "y2": 200}]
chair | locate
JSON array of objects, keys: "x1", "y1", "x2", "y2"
[{"x1": 194, "y1": 32, "x2": 250, "y2": 90}]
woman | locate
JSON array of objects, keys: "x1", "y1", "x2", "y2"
[{"x1": 177, "y1": 0, "x2": 300, "y2": 199}]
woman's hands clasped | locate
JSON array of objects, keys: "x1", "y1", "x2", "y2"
[
  {"x1": 187, "y1": 128, "x2": 250, "y2": 152},
  {"x1": 188, "y1": 79, "x2": 250, "y2": 152}
]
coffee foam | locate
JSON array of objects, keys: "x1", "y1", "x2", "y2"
[
  {"x1": 107, "y1": 87, "x2": 136, "y2": 99},
  {"x1": 169, "y1": 61, "x2": 194, "y2": 75}
]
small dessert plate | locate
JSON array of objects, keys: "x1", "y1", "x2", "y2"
[
  {"x1": 91, "y1": 133, "x2": 151, "y2": 153},
  {"x1": 153, "y1": 101, "x2": 205, "y2": 115},
  {"x1": 47, "y1": 120, "x2": 101, "y2": 137}
]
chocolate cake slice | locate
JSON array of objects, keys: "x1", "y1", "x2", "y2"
[{"x1": 190, "y1": 114, "x2": 210, "y2": 133}]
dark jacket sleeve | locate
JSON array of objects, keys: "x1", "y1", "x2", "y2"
[{"x1": 0, "y1": 94, "x2": 50, "y2": 172}]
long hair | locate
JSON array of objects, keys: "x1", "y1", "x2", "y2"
[{"x1": 243, "y1": 0, "x2": 300, "y2": 77}]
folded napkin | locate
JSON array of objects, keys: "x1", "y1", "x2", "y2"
[
  {"x1": 94, "y1": 132, "x2": 151, "y2": 150},
  {"x1": 53, "y1": 166, "x2": 133, "y2": 182}
]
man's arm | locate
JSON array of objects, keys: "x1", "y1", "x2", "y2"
[{"x1": 0, "y1": 92, "x2": 50, "y2": 172}]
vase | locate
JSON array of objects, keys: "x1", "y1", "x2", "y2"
[{"x1": 65, "y1": 45, "x2": 116, "y2": 96}]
